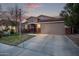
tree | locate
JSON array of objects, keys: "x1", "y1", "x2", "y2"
[
  {"x1": 60, "y1": 3, "x2": 79, "y2": 33},
  {"x1": 0, "y1": 4, "x2": 2, "y2": 12}
]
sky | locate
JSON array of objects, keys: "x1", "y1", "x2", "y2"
[{"x1": 0, "y1": 3, "x2": 66, "y2": 17}]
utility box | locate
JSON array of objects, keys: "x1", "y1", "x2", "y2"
[{"x1": 65, "y1": 26, "x2": 71, "y2": 34}]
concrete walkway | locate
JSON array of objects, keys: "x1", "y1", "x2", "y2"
[{"x1": 0, "y1": 34, "x2": 79, "y2": 56}]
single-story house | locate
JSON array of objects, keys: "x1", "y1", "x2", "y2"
[{"x1": 26, "y1": 15, "x2": 65, "y2": 35}]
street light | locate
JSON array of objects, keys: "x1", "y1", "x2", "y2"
[
  {"x1": 19, "y1": 9, "x2": 22, "y2": 36},
  {"x1": 19, "y1": 9, "x2": 25, "y2": 48}
]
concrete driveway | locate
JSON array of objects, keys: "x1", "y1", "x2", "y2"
[{"x1": 0, "y1": 34, "x2": 79, "y2": 56}]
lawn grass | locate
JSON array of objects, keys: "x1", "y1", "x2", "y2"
[{"x1": 0, "y1": 34, "x2": 35, "y2": 46}]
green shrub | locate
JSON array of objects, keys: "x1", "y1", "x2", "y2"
[
  {"x1": 10, "y1": 29, "x2": 15, "y2": 34},
  {"x1": 0, "y1": 31, "x2": 3, "y2": 38}
]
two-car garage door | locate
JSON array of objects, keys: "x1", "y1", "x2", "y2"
[{"x1": 40, "y1": 22, "x2": 65, "y2": 35}]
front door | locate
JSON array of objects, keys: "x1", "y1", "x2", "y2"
[{"x1": 28, "y1": 24, "x2": 37, "y2": 33}]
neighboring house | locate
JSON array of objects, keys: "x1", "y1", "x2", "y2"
[
  {"x1": 0, "y1": 19, "x2": 27, "y2": 33},
  {"x1": 26, "y1": 15, "x2": 64, "y2": 35},
  {"x1": 0, "y1": 11, "x2": 23, "y2": 33},
  {"x1": 0, "y1": 20, "x2": 18, "y2": 33},
  {"x1": 0, "y1": 10, "x2": 29, "y2": 34}
]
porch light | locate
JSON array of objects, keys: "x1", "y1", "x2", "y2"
[{"x1": 37, "y1": 24, "x2": 41, "y2": 28}]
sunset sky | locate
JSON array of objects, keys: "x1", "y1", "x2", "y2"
[{"x1": 1, "y1": 3, "x2": 66, "y2": 17}]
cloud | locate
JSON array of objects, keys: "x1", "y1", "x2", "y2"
[{"x1": 26, "y1": 3, "x2": 41, "y2": 8}]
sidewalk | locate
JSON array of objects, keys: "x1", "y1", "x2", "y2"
[{"x1": 67, "y1": 34, "x2": 79, "y2": 46}]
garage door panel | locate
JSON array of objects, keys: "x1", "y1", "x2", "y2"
[{"x1": 41, "y1": 22, "x2": 64, "y2": 35}]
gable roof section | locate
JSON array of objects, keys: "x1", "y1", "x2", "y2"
[
  {"x1": 38, "y1": 15, "x2": 64, "y2": 22},
  {"x1": 27, "y1": 16, "x2": 37, "y2": 20},
  {"x1": 26, "y1": 15, "x2": 64, "y2": 23}
]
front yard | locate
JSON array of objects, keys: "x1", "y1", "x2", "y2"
[{"x1": 0, "y1": 34, "x2": 35, "y2": 46}]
